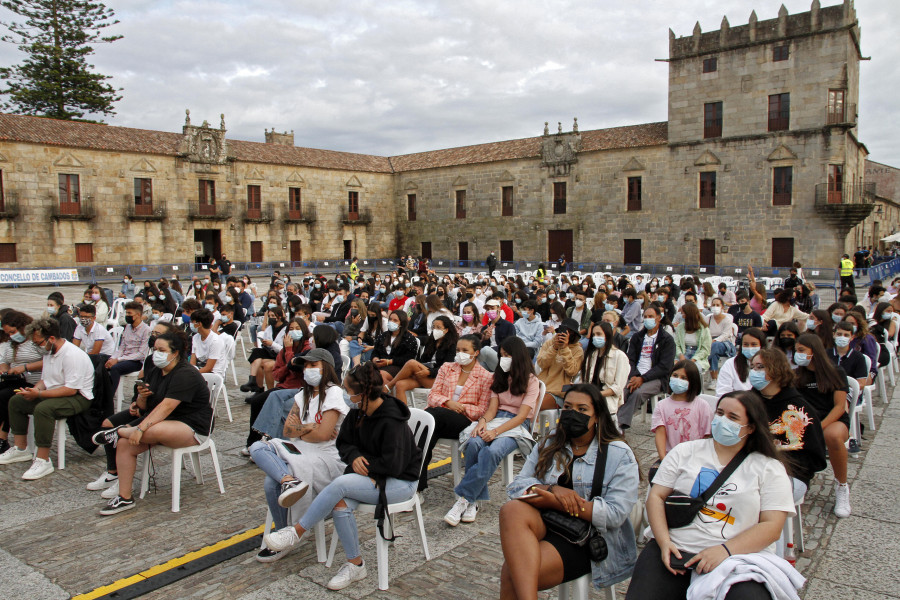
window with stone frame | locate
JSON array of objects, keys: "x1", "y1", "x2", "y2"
[
  {"x1": 627, "y1": 176, "x2": 642, "y2": 211},
  {"x1": 288, "y1": 187, "x2": 302, "y2": 219},
  {"x1": 699, "y1": 172, "x2": 716, "y2": 208},
  {"x1": 75, "y1": 242, "x2": 93, "y2": 263},
  {"x1": 247, "y1": 185, "x2": 261, "y2": 218},
  {"x1": 455, "y1": 190, "x2": 466, "y2": 219},
  {"x1": 702, "y1": 57, "x2": 717, "y2": 73},
  {"x1": 0, "y1": 243, "x2": 15, "y2": 262},
  {"x1": 768, "y1": 93, "x2": 790, "y2": 131},
  {"x1": 773, "y1": 166, "x2": 792, "y2": 206},
  {"x1": 773, "y1": 45, "x2": 790, "y2": 62},
  {"x1": 58, "y1": 174, "x2": 80, "y2": 215},
  {"x1": 348, "y1": 191, "x2": 359, "y2": 219},
  {"x1": 199, "y1": 179, "x2": 215, "y2": 216},
  {"x1": 553, "y1": 181, "x2": 566, "y2": 215},
  {"x1": 134, "y1": 178, "x2": 152, "y2": 215},
  {"x1": 407, "y1": 193, "x2": 417, "y2": 221},
  {"x1": 704, "y1": 102, "x2": 723, "y2": 138},
  {"x1": 501, "y1": 186, "x2": 514, "y2": 217}
]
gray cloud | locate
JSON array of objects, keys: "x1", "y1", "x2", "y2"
[{"x1": 0, "y1": 0, "x2": 897, "y2": 164}]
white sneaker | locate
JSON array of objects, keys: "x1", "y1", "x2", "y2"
[
  {"x1": 265, "y1": 526, "x2": 302, "y2": 552},
  {"x1": 834, "y1": 483, "x2": 851, "y2": 518},
  {"x1": 0, "y1": 446, "x2": 32, "y2": 465},
  {"x1": 327, "y1": 561, "x2": 368, "y2": 591},
  {"x1": 86, "y1": 472, "x2": 119, "y2": 491},
  {"x1": 101, "y1": 480, "x2": 121, "y2": 499},
  {"x1": 22, "y1": 457, "x2": 54, "y2": 480},
  {"x1": 444, "y1": 497, "x2": 469, "y2": 527},
  {"x1": 461, "y1": 501, "x2": 478, "y2": 523}
]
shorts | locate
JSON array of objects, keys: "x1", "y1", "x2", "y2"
[{"x1": 543, "y1": 530, "x2": 592, "y2": 583}]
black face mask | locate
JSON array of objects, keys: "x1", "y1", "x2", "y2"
[
  {"x1": 778, "y1": 337, "x2": 795, "y2": 350},
  {"x1": 125, "y1": 315, "x2": 135, "y2": 326},
  {"x1": 559, "y1": 409, "x2": 592, "y2": 439},
  {"x1": 147, "y1": 334, "x2": 158, "y2": 349},
  {"x1": 466, "y1": 292, "x2": 474, "y2": 299}
]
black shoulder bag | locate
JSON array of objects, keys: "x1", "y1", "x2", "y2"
[
  {"x1": 540, "y1": 443, "x2": 609, "y2": 562},
  {"x1": 664, "y1": 449, "x2": 748, "y2": 529}
]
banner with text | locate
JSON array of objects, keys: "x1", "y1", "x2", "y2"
[{"x1": 0, "y1": 269, "x2": 80, "y2": 284}]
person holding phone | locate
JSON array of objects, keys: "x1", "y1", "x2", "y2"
[
  {"x1": 627, "y1": 391, "x2": 798, "y2": 600},
  {"x1": 500, "y1": 384, "x2": 639, "y2": 597},
  {"x1": 536, "y1": 318, "x2": 584, "y2": 411}
]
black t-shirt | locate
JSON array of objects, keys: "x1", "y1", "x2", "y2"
[
  {"x1": 796, "y1": 365, "x2": 849, "y2": 422},
  {"x1": 145, "y1": 359, "x2": 213, "y2": 435},
  {"x1": 220, "y1": 260, "x2": 232, "y2": 275},
  {"x1": 733, "y1": 309, "x2": 763, "y2": 333},
  {"x1": 756, "y1": 386, "x2": 827, "y2": 486},
  {"x1": 829, "y1": 348, "x2": 867, "y2": 381}
]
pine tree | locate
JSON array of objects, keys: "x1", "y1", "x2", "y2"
[{"x1": 0, "y1": 0, "x2": 123, "y2": 121}]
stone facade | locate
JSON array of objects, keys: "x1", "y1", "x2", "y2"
[
  {"x1": 856, "y1": 160, "x2": 900, "y2": 250},
  {"x1": 0, "y1": 0, "x2": 883, "y2": 271}
]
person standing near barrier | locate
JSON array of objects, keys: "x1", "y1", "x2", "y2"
[
  {"x1": 840, "y1": 253, "x2": 855, "y2": 294},
  {"x1": 487, "y1": 251, "x2": 498, "y2": 277}
]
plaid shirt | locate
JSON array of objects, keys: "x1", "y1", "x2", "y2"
[
  {"x1": 112, "y1": 322, "x2": 151, "y2": 362},
  {"x1": 427, "y1": 361, "x2": 493, "y2": 421}
]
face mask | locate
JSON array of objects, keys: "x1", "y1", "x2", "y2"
[
  {"x1": 455, "y1": 351, "x2": 473, "y2": 366},
  {"x1": 592, "y1": 336, "x2": 605, "y2": 349},
  {"x1": 559, "y1": 409, "x2": 592, "y2": 439},
  {"x1": 268, "y1": 303, "x2": 277, "y2": 310},
  {"x1": 498, "y1": 356, "x2": 513, "y2": 372},
  {"x1": 47, "y1": 306, "x2": 57, "y2": 315},
  {"x1": 602, "y1": 302, "x2": 614, "y2": 312},
  {"x1": 748, "y1": 370, "x2": 770, "y2": 390},
  {"x1": 203, "y1": 278, "x2": 210, "y2": 284},
  {"x1": 831, "y1": 313, "x2": 842, "y2": 323},
  {"x1": 125, "y1": 315, "x2": 135, "y2": 325},
  {"x1": 574, "y1": 300, "x2": 584, "y2": 308},
  {"x1": 462, "y1": 314, "x2": 474, "y2": 323},
  {"x1": 711, "y1": 306, "x2": 722, "y2": 316},
  {"x1": 91, "y1": 294, "x2": 101, "y2": 302},
  {"x1": 802, "y1": 318, "x2": 817, "y2": 331},
  {"x1": 538, "y1": 297, "x2": 546, "y2": 304},
  {"x1": 548, "y1": 293, "x2": 556, "y2": 300},
  {"x1": 486, "y1": 310, "x2": 498, "y2": 321},
  {"x1": 152, "y1": 350, "x2": 172, "y2": 369},
  {"x1": 289, "y1": 330, "x2": 304, "y2": 341},
  {"x1": 669, "y1": 377, "x2": 690, "y2": 395},
  {"x1": 80, "y1": 318, "x2": 92, "y2": 327},
  {"x1": 741, "y1": 346, "x2": 760, "y2": 359},
  {"x1": 151, "y1": 314, "x2": 161, "y2": 321},
  {"x1": 794, "y1": 352, "x2": 811, "y2": 367},
  {"x1": 851, "y1": 325, "x2": 858, "y2": 334},
  {"x1": 380, "y1": 288, "x2": 386, "y2": 293},
  {"x1": 432, "y1": 329, "x2": 445, "y2": 340},
  {"x1": 314, "y1": 283, "x2": 321, "y2": 290},
  {"x1": 334, "y1": 295, "x2": 344, "y2": 303},
  {"x1": 304, "y1": 368, "x2": 323, "y2": 386},
  {"x1": 778, "y1": 337, "x2": 795, "y2": 350},
  {"x1": 551, "y1": 314, "x2": 560, "y2": 322},
  {"x1": 148, "y1": 295, "x2": 157, "y2": 301},
  {"x1": 834, "y1": 335, "x2": 851, "y2": 348},
  {"x1": 387, "y1": 321, "x2": 400, "y2": 332},
  {"x1": 11, "y1": 332, "x2": 26, "y2": 343},
  {"x1": 606, "y1": 284, "x2": 614, "y2": 290},
  {"x1": 190, "y1": 323, "x2": 198, "y2": 333},
  {"x1": 711, "y1": 415, "x2": 747, "y2": 446},
  {"x1": 566, "y1": 293, "x2": 575, "y2": 300},
  {"x1": 643, "y1": 317, "x2": 657, "y2": 330},
  {"x1": 159, "y1": 294, "x2": 166, "y2": 300},
  {"x1": 201, "y1": 303, "x2": 213, "y2": 312}
]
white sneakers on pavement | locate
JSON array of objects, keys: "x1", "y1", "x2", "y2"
[
  {"x1": 101, "y1": 480, "x2": 122, "y2": 499},
  {"x1": 834, "y1": 482, "x2": 851, "y2": 518},
  {"x1": 86, "y1": 471, "x2": 118, "y2": 491},
  {"x1": 327, "y1": 561, "x2": 367, "y2": 590},
  {"x1": 444, "y1": 497, "x2": 469, "y2": 526},
  {"x1": 461, "y1": 501, "x2": 478, "y2": 523},
  {"x1": 265, "y1": 526, "x2": 302, "y2": 552},
  {"x1": 0, "y1": 445, "x2": 32, "y2": 465},
  {"x1": 22, "y1": 457, "x2": 54, "y2": 480}
]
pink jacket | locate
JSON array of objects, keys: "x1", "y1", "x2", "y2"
[{"x1": 427, "y1": 361, "x2": 493, "y2": 422}]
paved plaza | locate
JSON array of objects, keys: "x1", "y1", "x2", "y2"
[{"x1": 0, "y1": 284, "x2": 897, "y2": 599}]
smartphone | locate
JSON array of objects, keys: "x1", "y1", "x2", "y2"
[
  {"x1": 135, "y1": 379, "x2": 145, "y2": 387},
  {"x1": 517, "y1": 492, "x2": 540, "y2": 500},
  {"x1": 282, "y1": 442, "x2": 302, "y2": 455},
  {"x1": 669, "y1": 551, "x2": 697, "y2": 570}
]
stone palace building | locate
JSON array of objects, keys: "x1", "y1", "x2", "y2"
[{"x1": 0, "y1": 0, "x2": 893, "y2": 270}]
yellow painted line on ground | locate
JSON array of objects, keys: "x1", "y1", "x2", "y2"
[{"x1": 72, "y1": 459, "x2": 450, "y2": 599}]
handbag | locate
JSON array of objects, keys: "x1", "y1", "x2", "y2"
[
  {"x1": 540, "y1": 443, "x2": 609, "y2": 562},
  {"x1": 664, "y1": 449, "x2": 748, "y2": 529}
]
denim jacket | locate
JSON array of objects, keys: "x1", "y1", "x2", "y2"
[{"x1": 507, "y1": 438, "x2": 639, "y2": 589}]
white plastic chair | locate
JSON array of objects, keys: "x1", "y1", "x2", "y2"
[
  {"x1": 641, "y1": 392, "x2": 666, "y2": 424},
  {"x1": 698, "y1": 393, "x2": 719, "y2": 414},
  {"x1": 217, "y1": 337, "x2": 236, "y2": 422},
  {"x1": 860, "y1": 355, "x2": 877, "y2": 431},
  {"x1": 777, "y1": 495, "x2": 806, "y2": 558},
  {"x1": 500, "y1": 381, "x2": 545, "y2": 485},
  {"x1": 325, "y1": 408, "x2": 435, "y2": 590},
  {"x1": 138, "y1": 372, "x2": 225, "y2": 512},
  {"x1": 557, "y1": 573, "x2": 616, "y2": 599},
  {"x1": 25, "y1": 418, "x2": 68, "y2": 469},
  {"x1": 877, "y1": 343, "x2": 891, "y2": 398},
  {"x1": 108, "y1": 298, "x2": 127, "y2": 326},
  {"x1": 847, "y1": 376, "x2": 865, "y2": 452}
]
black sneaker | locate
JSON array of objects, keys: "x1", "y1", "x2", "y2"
[
  {"x1": 91, "y1": 426, "x2": 124, "y2": 448},
  {"x1": 255, "y1": 546, "x2": 294, "y2": 563},
  {"x1": 99, "y1": 495, "x2": 135, "y2": 516},
  {"x1": 277, "y1": 478, "x2": 309, "y2": 507},
  {"x1": 849, "y1": 439, "x2": 861, "y2": 455},
  {"x1": 0, "y1": 438, "x2": 9, "y2": 455},
  {"x1": 240, "y1": 377, "x2": 261, "y2": 393}
]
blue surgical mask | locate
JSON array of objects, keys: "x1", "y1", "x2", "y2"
[
  {"x1": 669, "y1": 377, "x2": 689, "y2": 395},
  {"x1": 748, "y1": 370, "x2": 770, "y2": 390},
  {"x1": 806, "y1": 318, "x2": 816, "y2": 331},
  {"x1": 205, "y1": 303, "x2": 215, "y2": 311},
  {"x1": 604, "y1": 303, "x2": 615, "y2": 311},
  {"x1": 794, "y1": 352, "x2": 811, "y2": 367},
  {"x1": 831, "y1": 313, "x2": 841, "y2": 323},
  {"x1": 741, "y1": 346, "x2": 760, "y2": 359},
  {"x1": 643, "y1": 317, "x2": 657, "y2": 330},
  {"x1": 289, "y1": 330, "x2": 304, "y2": 341},
  {"x1": 268, "y1": 303, "x2": 277, "y2": 309},
  {"x1": 46, "y1": 306, "x2": 57, "y2": 315},
  {"x1": 11, "y1": 332, "x2": 25, "y2": 343},
  {"x1": 387, "y1": 321, "x2": 400, "y2": 332},
  {"x1": 190, "y1": 323, "x2": 198, "y2": 333},
  {"x1": 335, "y1": 295, "x2": 344, "y2": 303},
  {"x1": 834, "y1": 335, "x2": 851, "y2": 348},
  {"x1": 710, "y1": 415, "x2": 747, "y2": 446},
  {"x1": 591, "y1": 336, "x2": 605, "y2": 349},
  {"x1": 304, "y1": 368, "x2": 323, "y2": 387}
]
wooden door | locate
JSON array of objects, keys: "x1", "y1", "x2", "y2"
[
  {"x1": 290, "y1": 240, "x2": 302, "y2": 262},
  {"x1": 623, "y1": 239, "x2": 641, "y2": 265},
  {"x1": 699, "y1": 239, "x2": 716, "y2": 267},
  {"x1": 250, "y1": 241, "x2": 263, "y2": 262},
  {"x1": 343, "y1": 240, "x2": 352, "y2": 260},
  {"x1": 458, "y1": 242, "x2": 469, "y2": 261},
  {"x1": 548, "y1": 230, "x2": 573, "y2": 264},
  {"x1": 772, "y1": 238, "x2": 794, "y2": 268},
  {"x1": 500, "y1": 240, "x2": 514, "y2": 261},
  {"x1": 421, "y1": 242, "x2": 432, "y2": 260}
]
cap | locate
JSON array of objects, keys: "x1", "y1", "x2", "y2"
[
  {"x1": 484, "y1": 298, "x2": 501, "y2": 308},
  {"x1": 294, "y1": 348, "x2": 335, "y2": 369},
  {"x1": 559, "y1": 318, "x2": 581, "y2": 341}
]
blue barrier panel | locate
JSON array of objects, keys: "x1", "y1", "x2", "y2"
[
  {"x1": 718, "y1": 265, "x2": 748, "y2": 279},
  {"x1": 432, "y1": 259, "x2": 450, "y2": 270},
  {"x1": 657, "y1": 264, "x2": 685, "y2": 276},
  {"x1": 375, "y1": 259, "x2": 394, "y2": 272},
  {"x1": 93, "y1": 264, "x2": 132, "y2": 284},
  {"x1": 158, "y1": 263, "x2": 194, "y2": 281},
  {"x1": 358, "y1": 259, "x2": 375, "y2": 271},
  {"x1": 317, "y1": 259, "x2": 339, "y2": 274},
  {"x1": 593, "y1": 262, "x2": 624, "y2": 274},
  {"x1": 499, "y1": 261, "x2": 516, "y2": 271}
]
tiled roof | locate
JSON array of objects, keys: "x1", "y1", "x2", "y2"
[
  {"x1": 389, "y1": 122, "x2": 668, "y2": 172},
  {"x1": 0, "y1": 113, "x2": 669, "y2": 173}
]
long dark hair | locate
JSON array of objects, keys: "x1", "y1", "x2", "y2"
[
  {"x1": 735, "y1": 327, "x2": 767, "y2": 381},
  {"x1": 671, "y1": 359, "x2": 701, "y2": 402},
  {"x1": 810, "y1": 309, "x2": 834, "y2": 350},
  {"x1": 534, "y1": 383, "x2": 624, "y2": 480},
  {"x1": 344, "y1": 361, "x2": 384, "y2": 427},
  {"x1": 794, "y1": 333, "x2": 847, "y2": 396},
  {"x1": 386, "y1": 310, "x2": 409, "y2": 349},
  {"x1": 425, "y1": 315, "x2": 458, "y2": 356},
  {"x1": 491, "y1": 336, "x2": 535, "y2": 397},
  {"x1": 716, "y1": 391, "x2": 784, "y2": 463},
  {"x1": 581, "y1": 321, "x2": 613, "y2": 386},
  {"x1": 300, "y1": 359, "x2": 341, "y2": 422}
]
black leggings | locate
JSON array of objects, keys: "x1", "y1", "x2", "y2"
[
  {"x1": 419, "y1": 406, "x2": 472, "y2": 491},
  {"x1": 625, "y1": 539, "x2": 773, "y2": 600},
  {"x1": 0, "y1": 381, "x2": 30, "y2": 434}
]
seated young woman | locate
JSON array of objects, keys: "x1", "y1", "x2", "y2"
[
  {"x1": 626, "y1": 391, "x2": 800, "y2": 600},
  {"x1": 249, "y1": 349, "x2": 348, "y2": 562},
  {"x1": 384, "y1": 315, "x2": 458, "y2": 399},
  {"x1": 500, "y1": 383, "x2": 639, "y2": 598},
  {"x1": 444, "y1": 336, "x2": 539, "y2": 527},
  {"x1": 263, "y1": 361, "x2": 422, "y2": 591},
  {"x1": 371, "y1": 309, "x2": 419, "y2": 382},
  {"x1": 241, "y1": 306, "x2": 287, "y2": 393}
]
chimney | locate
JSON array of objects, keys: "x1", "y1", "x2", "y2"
[{"x1": 265, "y1": 128, "x2": 295, "y2": 146}]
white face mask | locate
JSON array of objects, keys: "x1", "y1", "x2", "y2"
[
  {"x1": 710, "y1": 306, "x2": 722, "y2": 315},
  {"x1": 432, "y1": 329, "x2": 445, "y2": 340},
  {"x1": 498, "y1": 356, "x2": 513, "y2": 372},
  {"x1": 455, "y1": 351, "x2": 473, "y2": 366},
  {"x1": 152, "y1": 350, "x2": 172, "y2": 368},
  {"x1": 574, "y1": 300, "x2": 584, "y2": 308},
  {"x1": 551, "y1": 314, "x2": 560, "y2": 322}
]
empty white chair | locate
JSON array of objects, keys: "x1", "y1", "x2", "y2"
[
  {"x1": 217, "y1": 336, "x2": 236, "y2": 422},
  {"x1": 138, "y1": 372, "x2": 225, "y2": 512},
  {"x1": 847, "y1": 376, "x2": 864, "y2": 452},
  {"x1": 325, "y1": 408, "x2": 435, "y2": 590}
]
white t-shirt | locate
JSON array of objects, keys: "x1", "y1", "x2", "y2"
[
  {"x1": 637, "y1": 332, "x2": 657, "y2": 375},
  {"x1": 73, "y1": 323, "x2": 116, "y2": 356},
  {"x1": 653, "y1": 438, "x2": 794, "y2": 554},
  {"x1": 292, "y1": 385, "x2": 349, "y2": 457},
  {"x1": 42, "y1": 340, "x2": 95, "y2": 400},
  {"x1": 192, "y1": 331, "x2": 228, "y2": 378}
]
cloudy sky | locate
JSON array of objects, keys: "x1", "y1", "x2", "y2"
[{"x1": 1, "y1": 0, "x2": 898, "y2": 164}]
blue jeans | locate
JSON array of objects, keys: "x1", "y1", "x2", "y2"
[
  {"x1": 455, "y1": 415, "x2": 520, "y2": 502},
  {"x1": 249, "y1": 440, "x2": 293, "y2": 529},
  {"x1": 348, "y1": 339, "x2": 366, "y2": 359},
  {"x1": 252, "y1": 388, "x2": 298, "y2": 439},
  {"x1": 249, "y1": 322, "x2": 260, "y2": 346},
  {"x1": 709, "y1": 340, "x2": 736, "y2": 372},
  {"x1": 298, "y1": 473, "x2": 417, "y2": 561}
]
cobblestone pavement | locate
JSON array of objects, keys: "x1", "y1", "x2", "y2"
[{"x1": 0, "y1": 283, "x2": 895, "y2": 599}]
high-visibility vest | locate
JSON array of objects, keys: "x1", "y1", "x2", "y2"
[
  {"x1": 350, "y1": 263, "x2": 359, "y2": 279},
  {"x1": 535, "y1": 268, "x2": 546, "y2": 283},
  {"x1": 840, "y1": 258, "x2": 853, "y2": 276}
]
